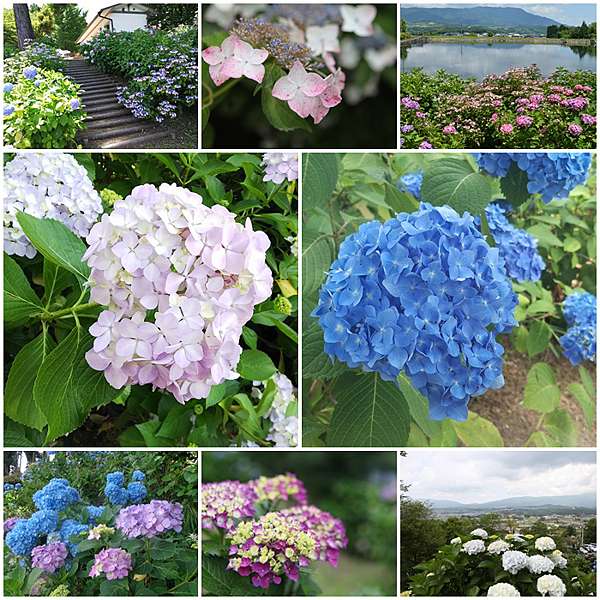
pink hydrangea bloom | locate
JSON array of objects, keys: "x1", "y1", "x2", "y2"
[
  {"x1": 499, "y1": 123, "x2": 513, "y2": 134},
  {"x1": 202, "y1": 34, "x2": 268, "y2": 86},
  {"x1": 89, "y1": 548, "x2": 132, "y2": 580},
  {"x1": 568, "y1": 123, "x2": 583, "y2": 136},
  {"x1": 442, "y1": 124, "x2": 457, "y2": 134},
  {"x1": 516, "y1": 115, "x2": 533, "y2": 128},
  {"x1": 340, "y1": 4, "x2": 376, "y2": 36},
  {"x1": 31, "y1": 542, "x2": 68, "y2": 573},
  {"x1": 116, "y1": 501, "x2": 183, "y2": 538},
  {"x1": 491, "y1": 113, "x2": 499, "y2": 123},
  {"x1": 581, "y1": 113, "x2": 596, "y2": 126}
]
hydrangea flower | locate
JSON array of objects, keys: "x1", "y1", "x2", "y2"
[
  {"x1": 397, "y1": 171, "x2": 423, "y2": 198},
  {"x1": 280, "y1": 506, "x2": 348, "y2": 566},
  {"x1": 131, "y1": 470, "x2": 145, "y2": 481},
  {"x1": 31, "y1": 542, "x2": 68, "y2": 573},
  {"x1": 313, "y1": 203, "x2": 517, "y2": 421},
  {"x1": 251, "y1": 474, "x2": 308, "y2": 505},
  {"x1": 202, "y1": 34, "x2": 268, "y2": 86},
  {"x1": 474, "y1": 153, "x2": 591, "y2": 203},
  {"x1": 535, "y1": 536, "x2": 557, "y2": 552},
  {"x1": 106, "y1": 472, "x2": 125, "y2": 486},
  {"x1": 3, "y1": 105, "x2": 15, "y2": 117},
  {"x1": 201, "y1": 481, "x2": 257, "y2": 530},
  {"x1": 59, "y1": 520, "x2": 88, "y2": 555},
  {"x1": 462, "y1": 539, "x2": 485, "y2": 555},
  {"x1": 86, "y1": 505, "x2": 106, "y2": 523},
  {"x1": 340, "y1": 4, "x2": 376, "y2": 36},
  {"x1": 559, "y1": 292, "x2": 596, "y2": 365},
  {"x1": 528, "y1": 554, "x2": 555, "y2": 574},
  {"x1": 4, "y1": 153, "x2": 103, "y2": 258},
  {"x1": 23, "y1": 66, "x2": 38, "y2": 79},
  {"x1": 105, "y1": 482, "x2": 129, "y2": 506},
  {"x1": 227, "y1": 512, "x2": 317, "y2": 589},
  {"x1": 4, "y1": 83, "x2": 14, "y2": 93},
  {"x1": 470, "y1": 528, "x2": 488, "y2": 539},
  {"x1": 33, "y1": 479, "x2": 80, "y2": 511},
  {"x1": 116, "y1": 500, "x2": 183, "y2": 538},
  {"x1": 450, "y1": 536, "x2": 462, "y2": 544},
  {"x1": 83, "y1": 183, "x2": 272, "y2": 403},
  {"x1": 487, "y1": 539, "x2": 510, "y2": 554},
  {"x1": 550, "y1": 550, "x2": 567, "y2": 569},
  {"x1": 487, "y1": 583, "x2": 521, "y2": 597},
  {"x1": 537, "y1": 574, "x2": 566, "y2": 596},
  {"x1": 503, "y1": 550, "x2": 529, "y2": 574},
  {"x1": 5, "y1": 519, "x2": 42, "y2": 556},
  {"x1": 28, "y1": 509, "x2": 60, "y2": 535},
  {"x1": 4, "y1": 516, "x2": 20, "y2": 532},
  {"x1": 88, "y1": 524, "x2": 115, "y2": 540},
  {"x1": 127, "y1": 482, "x2": 147, "y2": 504},
  {"x1": 262, "y1": 153, "x2": 298, "y2": 184},
  {"x1": 89, "y1": 548, "x2": 132, "y2": 580}
]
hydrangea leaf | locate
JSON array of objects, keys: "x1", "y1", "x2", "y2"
[
  {"x1": 526, "y1": 321, "x2": 552, "y2": 357},
  {"x1": 542, "y1": 408, "x2": 578, "y2": 446},
  {"x1": 202, "y1": 556, "x2": 265, "y2": 596},
  {"x1": 522, "y1": 362, "x2": 561, "y2": 414},
  {"x1": 302, "y1": 153, "x2": 339, "y2": 212},
  {"x1": 302, "y1": 317, "x2": 346, "y2": 380},
  {"x1": 420, "y1": 157, "x2": 493, "y2": 216},
  {"x1": 16, "y1": 213, "x2": 90, "y2": 285},
  {"x1": 302, "y1": 230, "x2": 334, "y2": 296},
  {"x1": 4, "y1": 254, "x2": 43, "y2": 326},
  {"x1": 328, "y1": 372, "x2": 410, "y2": 447},
  {"x1": 5, "y1": 331, "x2": 56, "y2": 431},
  {"x1": 451, "y1": 412, "x2": 504, "y2": 447},
  {"x1": 526, "y1": 224, "x2": 563, "y2": 248},
  {"x1": 236, "y1": 349, "x2": 277, "y2": 381},
  {"x1": 567, "y1": 382, "x2": 595, "y2": 428},
  {"x1": 526, "y1": 431, "x2": 555, "y2": 447},
  {"x1": 500, "y1": 161, "x2": 531, "y2": 207}
]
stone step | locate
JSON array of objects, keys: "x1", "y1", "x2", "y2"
[
  {"x1": 99, "y1": 130, "x2": 170, "y2": 149},
  {"x1": 86, "y1": 107, "x2": 132, "y2": 120},
  {"x1": 81, "y1": 123, "x2": 148, "y2": 141},
  {"x1": 85, "y1": 114, "x2": 141, "y2": 130},
  {"x1": 72, "y1": 77, "x2": 116, "y2": 85},
  {"x1": 84, "y1": 97, "x2": 121, "y2": 108},
  {"x1": 85, "y1": 101, "x2": 122, "y2": 113},
  {"x1": 82, "y1": 90, "x2": 117, "y2": 101},
  {"x1": 80, "y1": 84, "x2": 119, "y2": 93}
]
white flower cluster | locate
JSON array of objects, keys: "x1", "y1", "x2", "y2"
[
  {"x1": 487, "y1": 582, "x2": 520, "y2": 597},
  {"x1": 4, "y1": 153, "x2": 103, "y2": 258},
  {"x1": 462, "y1": 539, "x2": 485, "y2": 555},
  {"x1": 535, "y1": 536, "x2": 557, "y2": 552},
  {"x1": 450, "y1": 537, "x2": 462, "y2": 545},
  {"x1": 502, "y1": 550, "x2": 529, "y2": 575},
  {"x1": 470, "y1": 528, "x2": 489, "y2": 539},
  {"x1": 487, "y1": 540, "x2": 511, "y2": 555},
  {"x1": 550, "y1": 550, "x2": 567, "y2": 569},
  {"x1": 262, "y1": 153, "x2": 299, "y2": 184},
  {"x1": 527, "y1": 554, "x2": 555, "y2": 575},
  {"x1": 537, "y1": 574, "x2": 566, "y2": 597}
]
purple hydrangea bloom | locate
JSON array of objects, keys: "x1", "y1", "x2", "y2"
[
  {"x1": 31, "y1": 542, "x2": 68, "y2": 573},
  {"x1": 89, "y1": 547, "x2": 132, "y2": 580},
  {"x1": 262, "y1": 153, "x2": 298, "y2": 184},
  {"x1": 4, "y1": 516, "x2": 20, "y2": 532},
  {"x1": 116, "y1": 500, "x2": 183, "y2": 538},
  {"x1": 23, "y1": 66, "x2": 38, "y2": 79},
  {"x1": 201, "y1": 481, "x2": 257, "y2": 531}
]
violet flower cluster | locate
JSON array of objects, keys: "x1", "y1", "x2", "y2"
[
  {"x1": 313, "y1": 202, "x2": 517, "y2": 421},
  {"x1": 89, "y1": 548, "x2": 133, "y2": 581},
  {"x1": 83, "y1": 183, "x2": 273, "y2": 403},
  {"x1": 31, "y1": 542, "x2": 68, "y2": 573},
  {"x1": 115, "y1": 500, "x2": 184, "y2": 538},
  {"x1": 559, "y1": 292, "x2": 596, "y2": 365},
  {"x1": 262, "y1": 153, "x2": 299, "y2": 184},
  {"x1": 201, "y1": 480, "x2": 257, "y2": 530}
]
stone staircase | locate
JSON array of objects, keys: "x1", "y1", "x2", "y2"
[{"x1": 64, "y1": 59, "x2": 170, "y2": 149}]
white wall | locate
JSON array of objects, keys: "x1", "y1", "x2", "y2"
[{"x1": 111, "y1": 13, "x2": 148, "y2": 33}]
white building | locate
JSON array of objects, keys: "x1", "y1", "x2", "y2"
[{"x1": 76, "y1": 4, "x2": 149, "y2": 44}]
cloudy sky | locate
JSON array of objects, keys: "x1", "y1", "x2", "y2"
[
  {"x1": 404, "y1": 4, "x2": 597, "y2": 26},
  {"x1": 402, "y1": 451, "x2": 597, "y2": 503}
]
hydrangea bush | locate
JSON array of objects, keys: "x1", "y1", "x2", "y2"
[
  {"x1": 3, "y1": 152, "x2": 298, "y2": 448},
  {"x1": 3, "y1": 43, "x2": 85, "y2": 148},
  {"x1": 3, "y1": 464, "x2": 198, "y2": 596},
  {"x1": 400, "y1": 66, "x2": 596, "y2": 149},
  {"x1": 303, "y1": 152, "x2": 596, "y2": 448},
  {"x1": 202, "y1": 473, "x2": 347, "y2": 595},
  {"x1": 408, "y1": 529, "x2": 595, "y2": 597},
  {"x1": 81, "y1": 27, "x2": 198, "y2": 123}
]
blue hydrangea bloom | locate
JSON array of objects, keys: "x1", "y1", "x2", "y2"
[
  {"x1": 313, "y1": 202, "x2": 517, "y2": 421},
  {"x1": 397, "y1": 171, "x2": 423, "y2": 199},
  {"x1": 23, "y1": 66, "x2": 38, "y2": 80},
  {"x1": 86, "y1": 505, "x2": 106, "y2": 523},
  {"x1": 104, "y1": 482, "x2": 129, "y2": 505},
  {"x1": 3, "y1": 83, "x2": 13, "y2": 93},
  {"x1": 5, "y1": 520, "x2": 37, "y2": 556},
  {"x1": 484, "y1": 203, "x2": 545, "y2": 282},
  {"x1": 32, "y1": 478, "x2": 80, "y2": 511},
  {"x1": 59, "y1": 519, "x2": 89, "y2": 555},
  {"x1": 14, "y1": 483, "x2": 22, "y2": 489},
  {"x1": 127, "y1": 482, "x2": 147, "y2": 503},
  {"x1": 4, "y1": 483, "x2": 14, "y2": 491},
  {"x1": 559, "y1": 292, "x2": 596, "y2": 365},
  {"x1": 474, "y1": 153, "x2": 591, "y2": 202},
  {"x1": 4, "y1": 105, "x2": 15, "y2": 117},
  {"x1": 106, "y1": 471, "x2": 125, "y2": 486},
  {"x1": 131, "y1": 470, "x2": 145, "y2": 481},
  {"x1": 28, "y1": 509, "x2": 59, "y2": 534},
  {"x1": 70, "y1": 98, "x2": 80, "y2": 110}
]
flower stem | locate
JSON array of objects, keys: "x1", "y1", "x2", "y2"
[{"x1": 41, "y1": 302, "x2": 97, "y2": 321}]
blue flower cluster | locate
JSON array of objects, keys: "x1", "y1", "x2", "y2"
[
  {"x1": 474, "y1": 153, "x2": 591, "y2": 203},
  {"x1": 484, "y1": 203, "x2": 545, "y2": 282},
  {"x1": 86, "y1": 505, "x2": 106, "y2": 523},
  {"x1": 397, "y1": 171, "x2": 424, "y2": 198},
  {"x1": 59, "y1": 519, "x2": 89, "y2": 555},
  {"x1": 104, "y1": 471, "x2": 147, "y2": 505},
  {"x1": 4, "y1": 482, "x2": 22, "y2": 491},
  {"x1": 33, "y1": 478, "x2": 80, "y2": 511},
  {"x1": 559, "y1": 292, "x2": 596, "y2": 365},
  {"x1": 313, "y1": 203, "x2": 518, "y2": 420},
  {"x1": 5, "y1": 509, "x2": 59, "y2": 556}
]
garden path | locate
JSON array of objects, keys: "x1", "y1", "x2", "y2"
[{"x1": 64, "y1": 59, "x2": 170, "y2": 149}]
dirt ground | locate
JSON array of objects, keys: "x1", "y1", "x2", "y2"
[{"x1": 471, "y1": 346, "x2": 596, "y2": 447}]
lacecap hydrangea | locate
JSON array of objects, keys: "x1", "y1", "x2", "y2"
[
  {"x1": 559, "y1": 292, "x2": 596, "y2": 365},
  {"x1": 83, "y1": 183, "x2": 273, "y2": 403},
  {"x1": 313, "y1": 202, "x2": 518, "y2": 421},
  {"x1": 474, "y1": 153, "x2": 591, "y2": 203},
  {"x1": 3, "y1": 152, "x2": 103, "y2": 258}
]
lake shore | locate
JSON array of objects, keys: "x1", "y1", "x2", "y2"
[{"x1": 403, "y1": 36, "x2": 595, "y2": 47}]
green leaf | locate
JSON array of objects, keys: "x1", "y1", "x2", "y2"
[
  {"x1": 526, "y1": 431, "x2": 556, "y2": 447},
  {"x1": 522, "y1": 362, "x2": 561, "y2": 414},
  {"x1": 261, "y1": 63, "x2": 312, "y2": 132},
  {"x1": 328, "y1": 372, "x2": 410, "y2": 446},
  {"x1": 579, "y1": 366, "x2": 595, "y2": 398},
  {"x1": 302, "y1": 153, "x2": 338, "y2": 212},
  {"x1": 33, "y1": 327, "x2": 119, "y2": 442},
  {"x1": 527, "y1": 224, "x2": 563, "y2": 248},
  {"x1": 563, "y1": 237, "x2": 582, "y2": 252},
  {"x1": 236, "y1": 349, "x2": 277, "y2": 381},
  {"x1": 500, "y1": 161, "x2": 530, "y2": 207},
  {"x1": 568, "y1": 382, "x2": 595, "y2": 428},
  {"x1": 398, "y1": 373, "x2": 439, "y2": 439},
  {"x1": 43, "y1": 260, "x2": 75, "y2": 304},
  {"x1": 4, "y1": 254, "x2": 43, "y2": 325},
  {"x1": 242, "y1": 326, "x2": 258, "y2": 350},
  {"x1": 16, "y1": 213, "x2": 90, "y2": 284},
  {"x1": 526, "y1": 321, "x2": 552, "y2": 357},
  {"x1": 302, "y1": 230, "x2": 333, "y2": 296},
  {"x1": 543, "y1": 408, "x2": 578, "y2": 446},
  {"x1": 5, "y1": 331, "x2": 56, "y2": 430},
  {"x1": 451, "y1": 412, "x2": 504, "y2": 447},
  {"x1": 420, "y1": 157, "x2": 493, "y2": 216},
  {"x1": 202, "y1": 556, "x2": 265, "y2": 596},
  {"x1": 302, "y1": 317, "x2": 345, "y2": 379}
]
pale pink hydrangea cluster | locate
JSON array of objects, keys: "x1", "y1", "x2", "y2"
[
  {"x1": 262, "y1": 153, "x2": 298, "y2": 184},
  {"x1": 89, "y1": 548, "x2": 132, "y2": 580},
  {"x1": 202, "y1": 5, "x2": 378, "y2": 124},
  {"x1": 83, "y1": 183, "x2": 273, "y2": 403}
]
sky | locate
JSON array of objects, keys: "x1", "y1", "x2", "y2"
[
  {"x1": 402, "y1": 451, "x2": 597, "y2": 503},
  {"x1": 404, "y1": 4, "x2": 597, "y2": 26}
]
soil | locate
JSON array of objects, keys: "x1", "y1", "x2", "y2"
[
  {"x1": 144, "y1": 106, "x2": 199, "y2": 149},
  {"x1": 471, "y1": 346, "x2": 596, "y2": 447}
]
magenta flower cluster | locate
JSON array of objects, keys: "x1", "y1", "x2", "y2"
[
  {"x1": 201, "y1": 480, "x2": 257, "y2": 531},
  {"x1": 83, "y1": 183, "x2": 272, "y2": 403},
  {"x1": 89, "y1": 547, "x2": 133, "y2": 581},
  {"x1": 115, "y1": 500, "x2": 183, "y2": 539},
  {"x1": 31, "y1": 542, "x2": 68, "y2": 573}
]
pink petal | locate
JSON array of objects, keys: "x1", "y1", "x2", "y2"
[
  {"x1": 138, "y1": 364, "x2": 157, "y2": 385},
  {"x1": 311, "y1": 102, "x2": 330, "y2": 125},
  {"x1": 209, "y1": 64, "x2": 229, "y2": 87},
  {"x1": 301, "y1": 72, "x2": 328, "y2": 97},
  {"x1": 174, "y1": 348, "x2": 190, "y2": 368},
  {"x1": 93, "y1": 330, "x2": 111, "y2": 353},
  {"x1": 220, "y1": 57, "x2": 244, "y2": 80},
  {"x1": 250, "y1": 48, "x2": 269, "y2": 64},
  {"x1": 201, "y1": 46, "x2": 222, "y2": 65},
  {"x1": 211, "y1": 245, "x2": 226, "y2": 270},
  {"x1": 243, "y1": 62, "x2": 265, "y2": 84},
  {"x1": 165, "y1": 272, "x2": 185, "y2": 294},
  {"x1": 272, "y1": 75, "x2": 298, "y2": 101},
  {"x1": 288, "y1": 92, "x2": 319, "y2": 119},
  {"x1": 287, "y1": 61, "x2": 308, "y2": 85},
  {"x1": 105, "y1": 365, "x2": 129, "y2": 389}
]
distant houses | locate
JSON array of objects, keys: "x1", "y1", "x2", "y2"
[{"x1": 77, "y1": 4, "x2": 149, "y2": 44}]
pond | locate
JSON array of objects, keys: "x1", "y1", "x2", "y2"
[{"x1": 401, "y1": 42, "x2": 596, "y2": 79}]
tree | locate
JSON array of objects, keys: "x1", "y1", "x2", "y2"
[
  {"x1": 583, "y1": 518, "x2": 596, "y2": 544},
  {"x1": 3, "y1": 8, "x2": 18, "y2": 52},
  {"x1": 30, "y1": 4, "x2": 55, "y2": 38},
  {"x1": 547, "y1": 25, "x2": 559, "y2": 38},
  {"x1": 530, "y1": 519, "x2": 549, "y2": 537},
  {"x1": 13, "y1": 3, "x2": 34, "y2": 49},
  {"x1": 53, "y1": 4, "x2": 87, "y2": 51},
  {"x1": 147, "y1": 4, "x2": 198, "y2": 30}
]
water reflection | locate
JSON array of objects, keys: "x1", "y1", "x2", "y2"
[{"x1": 401, "y1": 42, "x2": 596, "y2": 79}]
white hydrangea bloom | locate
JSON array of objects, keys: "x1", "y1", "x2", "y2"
[
  {"x1": 470, "y1": 528, "x2": 489, "y2": 539},
  {"x1": 528, "y1": 554, "x2": 555, "y2": 574},
  {"x1": 265, "y1": 373, "x2": 298, "y2": 447},
  {"x1": 462, "y1": 539, "x2": 485, "y2": 555},
  {"x1": 537, "y1": 574, "x2": 566, "y2": 597},
  {"x1": 550, "y1": 550, "x2": 567, "y2": 569},
  {"x1": 502, "y1": 550, "x2": 529, "y2": 574},
  {"x1": 506, "y1": 533, "x2": 525, "y2": 543},
  {"x1": 4, "y1": 152, "x2": 103, "y2": 258},
  {"x1": 262, "y1": 153, "x2": 298, "y2": 184},
  {"x1": 535, "y1": 536, "x2": 557, "y2": 552},
  {"x1": 450, "y1": 537, "x2": 462, "y2": 545},
  {"x1": 487, "y1": 583, "x2": 521, "y2": 597},
  {"x1": 487, "y1": 540, "x2": 511, "y2": 555}
]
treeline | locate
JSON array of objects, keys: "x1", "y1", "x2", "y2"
[{"x1": 547, "y1": 21, "x2": 596, "y2": 39}]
